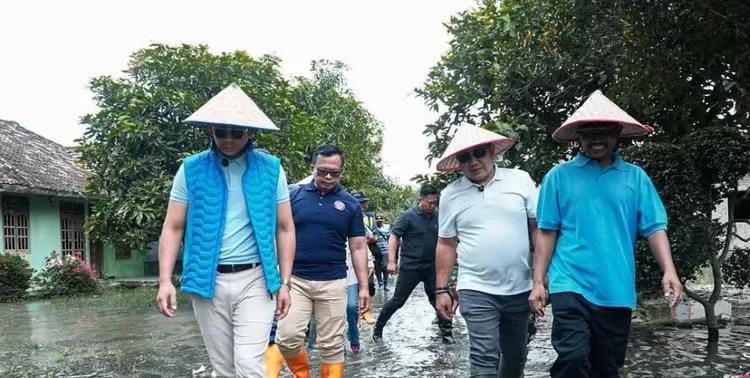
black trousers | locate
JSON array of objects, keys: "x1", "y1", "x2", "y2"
[
  {"x1": 550, "y1": 292, "x2": 632, "y2": 378},
  {"x1": 372, "y1": 252, "x2": 388, "y2": 289},
  {"x1": 375, "y1": 268, "x2": 451, "y2": 331}
]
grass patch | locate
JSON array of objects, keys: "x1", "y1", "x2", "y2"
[{"x1": 42, "y1": 286, "x2": 193, "y2": 310}]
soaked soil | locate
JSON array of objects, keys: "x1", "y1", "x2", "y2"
[{"x1": 0, "y1": 285, "x2": 748, "y2": 377}]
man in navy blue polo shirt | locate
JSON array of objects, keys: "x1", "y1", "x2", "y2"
[{"x1": 276, "y1": 144, "x2": 371, "y2": 378}]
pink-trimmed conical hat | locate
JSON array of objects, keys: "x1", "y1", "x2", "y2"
[
  {"x1": 184, "y1": 83, "x2": 279, "y2": 131},
  {"x1": 552, "y1": 90, "x2": 653, "y2": 142},
  {"x1": 436, "y1": 126, "x2": 515, "y2": 172}
]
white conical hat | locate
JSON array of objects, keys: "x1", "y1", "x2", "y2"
[
  {"x1": 436, "y1": 125, "x2": 515, "y2": 172},
  {"x1": 552, "y1": 89, "x2": 652, "y2": 142},
  {"x1": 184, "y1": 83, "x2": 279, "y2": 131}
]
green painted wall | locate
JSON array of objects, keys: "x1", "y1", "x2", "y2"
[
  {"x1": 29, "y1": 196, "x2": 62, "y2": 270},
  {"x1": 101, "y1": 243, "x2": 145, "y2": 278}
]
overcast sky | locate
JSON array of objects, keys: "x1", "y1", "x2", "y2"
[{"x1": 0, "y1": 1, "x2": 476, "y2": 185}]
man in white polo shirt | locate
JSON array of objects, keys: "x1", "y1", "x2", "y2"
[{"x1": 435, "y1": 126, "x2": 537, "y2": 378}]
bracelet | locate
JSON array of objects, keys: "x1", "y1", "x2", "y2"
[
  {"x1": 435, "y1": 291, "x2": 451, "y2": 296},
  {"x1": 435, "y1": 286, "x2": 449, "y2": 292}
]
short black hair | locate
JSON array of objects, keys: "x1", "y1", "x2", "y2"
[
  {"x1": 310, "y1": 144, "x2": 345, "y2": 165},
  {"x1": 419, "y1": 184, "x2": 438, "y2": 197}
]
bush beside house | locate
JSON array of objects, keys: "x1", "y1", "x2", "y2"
[{"x1": 0, "y1": 253, "x2": 34, "y2": 301}]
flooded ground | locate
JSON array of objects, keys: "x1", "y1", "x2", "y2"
[{"x1": 0, "y1": 285, "x2": 748, "y2": 377}]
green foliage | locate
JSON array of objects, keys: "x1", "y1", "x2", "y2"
[
  {"x1": 78, "y1": 44, "x2": 409, "y2": 250},
  {"x1": 724, "y1": 247, "x2": 750, "y2": 289},
  {"x1": 420, "y1": 0, "x2": 750, "y2": 293},
  {"x1": 33, "y1": 252, "x2": 99, "y2": 297},
  {"x1": 0, "y1": 253, "x2": 34, "y2": 302}
]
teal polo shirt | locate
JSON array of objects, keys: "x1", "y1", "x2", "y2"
[{"x1": 536, "y1": 153, "x2": 668, "y2": 308}]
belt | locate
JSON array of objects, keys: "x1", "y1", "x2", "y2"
[{"x1": 217, "y1": 262, "x2": 262, "y2": 274}]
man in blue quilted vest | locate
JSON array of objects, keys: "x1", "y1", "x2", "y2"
[
  {"x1": 156, "y1": 83, "x2": 296, "y2": 378},
  {"x1": 275, "y1": 144, "x2": 372, "y2": 378}
]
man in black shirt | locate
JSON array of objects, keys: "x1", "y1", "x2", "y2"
[{"x1": 372, "y1": 185, "x2": 453, "y2": 343}]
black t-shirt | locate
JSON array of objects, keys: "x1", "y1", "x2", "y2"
[{"x1": 390, "y1": 206, "x2": 438, "y2": 271}]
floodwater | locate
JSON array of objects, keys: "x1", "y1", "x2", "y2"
[{"x1": 0, "y1": 286, "x2": 748, "y2": 377}]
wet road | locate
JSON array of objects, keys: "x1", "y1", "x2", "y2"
[{"x1": 0, "y1": 285, "x2": 748, "y2": 377}]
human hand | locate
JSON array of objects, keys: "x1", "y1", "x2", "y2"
[
  {"x1": 436, "y1": 292, "x2": 454, "y2": 321},
  {"x1": 528, "y1": 283, "x2": 548, "y2": 316},
  {"x1": 275, "y1": 285, "x2": 292, "y2": 320},
  {"x1": 662, "y1": 270, "x2": 683, "y2": 308},
  {"x1": 156, "y1": 282, "x2": 178, "y2": 317},
  {"x1": 358, "y1": 288, "x2": 371, "y2": 314}
]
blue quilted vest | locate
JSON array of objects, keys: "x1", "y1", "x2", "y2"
[{"x1": 180, "y1": 147, "x2": 282, "y2": 299}]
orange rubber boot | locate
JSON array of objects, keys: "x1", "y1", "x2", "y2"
[
  {"x1": 283, "y1": 349, "x2": 310, "y2": 378},
  {"x1": 320, "y1": 362, "x2": 345, "y2": 378},
  {"x1": 264, "y1": 343, "x2": 284, "y2": 378}
]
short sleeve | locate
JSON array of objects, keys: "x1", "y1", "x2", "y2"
[
  {"x1": 637, "y1": 171, "x2": 668, "y2": 237},
  {"x1": 389, "y1": 211, "x2": 410, "y2": 237},
  {"x1": 522, "y1": 171, "x2": 539, "y2": 219},
  {"x1": 536, "y1": 169, "x2": 561, "y2": 230},
  {"x1": 348, "y1": 203, "x2": 366, "y2": 238},
  {"x1": 277, "y1": 166, "x2": 290, "y2": 204},
  {"x1": 438, "y1": 195, "x2": 458, "y2": 239},
  {"x1": 169, "y1": 164, "x2": 188, "y2": 204}
]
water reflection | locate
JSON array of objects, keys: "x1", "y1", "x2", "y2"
[{"x1": 0, "y1": 287, "x2": 748, "y2": 377}]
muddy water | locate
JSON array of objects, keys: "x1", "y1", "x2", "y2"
[{"x1": 0, "y1": 287, "x2": 748, "y2": 377}]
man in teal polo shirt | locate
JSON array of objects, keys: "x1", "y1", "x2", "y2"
[
  {"x1": 529, "y1": 90, "x2": 682, "y2": 378},
  {"x1": 156, "y1": 84, "x2": 295, "y2": 378}
]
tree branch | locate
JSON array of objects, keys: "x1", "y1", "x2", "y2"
[{"x1": 683, "y1": 284, "x2": 707, "y2": 307}]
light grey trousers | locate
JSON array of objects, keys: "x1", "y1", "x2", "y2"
[{"x1": 192, "y1": 266, "x2": 275, "y2": 378}]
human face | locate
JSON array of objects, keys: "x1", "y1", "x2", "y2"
[
  {"x1": 577, "y1": 125, "x2": 620, "y2": 165},
  {"x1": 211, "y1": 127, "x2": 252, "y2": 158},
  {"x1": 418, "y1": 194, "x2": 438, "y2": 215},
  {"x1": 312, "y1": 154, "x2": 343, "y2": 193},
  {"x1": 458, "y1": 144, "x2": 495, "y2": 184}
]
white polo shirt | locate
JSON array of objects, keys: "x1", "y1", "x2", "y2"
[{"x1": 439, "y1": 167, "x2": 538, "y2": 296}]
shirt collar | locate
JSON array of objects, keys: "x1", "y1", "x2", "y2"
[
  {"x1": 455, "y1": 166, "x2": 503, "y2": 191},
  {"x1": 414, "y1": 206, "x2": 434, "y2": 218},
  {"x1": 573, "y1": 153, "x2": 627, "y2": 171},
  {"x1": 304, "y1": 180, "x2": 342, "y2": 194}
]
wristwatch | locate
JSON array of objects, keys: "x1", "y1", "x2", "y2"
[{"x1": 281, "y1": 278, "x2": 292, "y2": 289}]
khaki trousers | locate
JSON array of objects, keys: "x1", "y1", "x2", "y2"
[
  {"x1": 276, "y1": 275, "x2": 348, "y2": 363},
  {"x1": 192, "y1": 266, "x2": 275, "y2": 378}
]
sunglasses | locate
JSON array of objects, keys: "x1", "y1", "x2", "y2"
[
  {"x1": 316, "y1": 168, "x2": 342, "y2": 178},
  {"x1": 457, "y1": 147, "x2": 488, "y2": 164},
  {"x1": 213, "y1": 128, "x2": 245, "y2": 139}
]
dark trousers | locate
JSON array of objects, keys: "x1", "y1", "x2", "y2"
[
  {"x1": 375, "y1": 268, "x2": 451, "y2": 331},
  {"x1": 550, "y1": 292, "x2": 632, "y2": 378},
  {"x1": 373, "y1": 252, "x2": 388, "y2": 289},
  {"x1": 459, "y1": 289, "x2": 530, "y2": 378}
]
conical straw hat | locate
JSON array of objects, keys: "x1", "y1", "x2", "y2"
[
  {"x1": 552, "y1": 90, "x2": 652, "y2": 142},
  {"x1": 184, "y1": 83, "x2": 279, "y2": 131},
  {"x1": 436, "y1": 126, "x2": 515, "y2": 172}
]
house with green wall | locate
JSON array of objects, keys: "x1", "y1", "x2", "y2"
[{"x1": 0, "y1": 119, "x2": 145, "y2": 278}]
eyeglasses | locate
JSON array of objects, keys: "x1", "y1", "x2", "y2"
[
  {"x1": 316, "y1": 168, "x2": 342, "y2": 178},
  {"x1": 213, "y1": 128, "x2": 245, "y2": 139},
  {"x1": 457, "y1": 147, "x2": 488, "y2": 164}
]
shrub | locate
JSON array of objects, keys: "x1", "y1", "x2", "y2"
[
  {"x1": 0, "y1": 253, "x2": 34, "y2": 302},
  {"x1": 33, "y1": 251, "x2": 99, "y2": 297}
]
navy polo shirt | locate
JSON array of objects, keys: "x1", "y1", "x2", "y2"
[{"x1": 291, "y1": 182, "x2": 366, "y2": 281}]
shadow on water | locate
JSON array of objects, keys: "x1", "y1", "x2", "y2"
[{"x1": 0, "y1": 286, "x2": 748, "y2": 377}]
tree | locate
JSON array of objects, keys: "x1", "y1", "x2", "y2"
[
  {"x1": 78, "y1": 44, "x2": 406, "y2": 251},
  {"x1": 419, "y1": 0, "x2": 750, "y2": 343}
]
